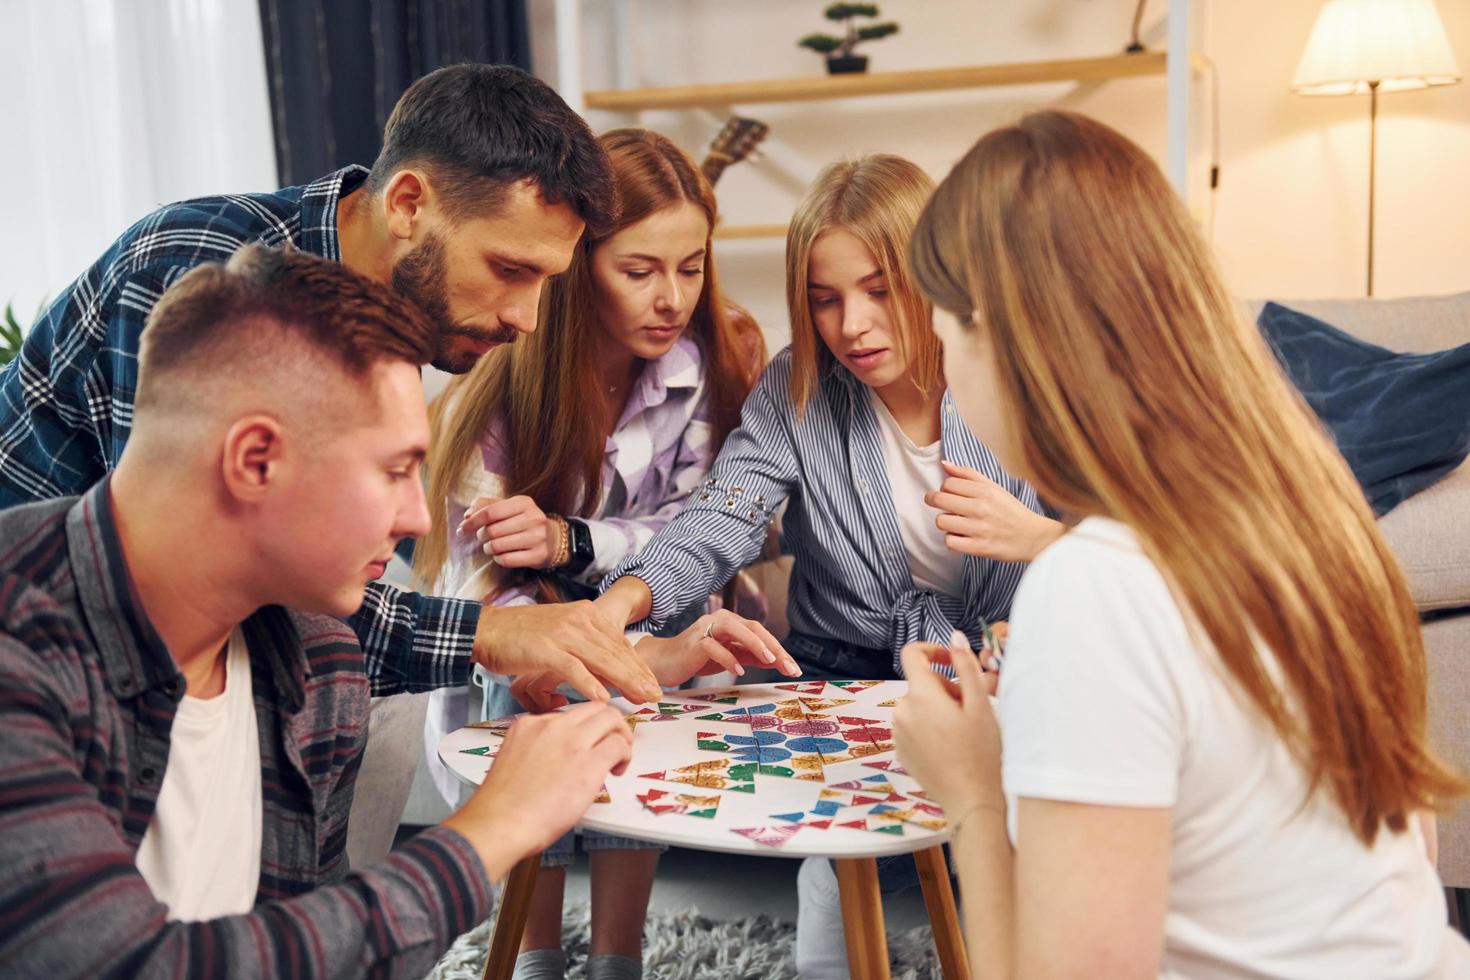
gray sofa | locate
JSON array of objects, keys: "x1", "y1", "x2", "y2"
[{"x1": 1254, "y1": 292, "x2": 1470, "y2": 888}]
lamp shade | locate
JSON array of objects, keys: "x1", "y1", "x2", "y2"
[{"x1": 1293, "y1": 0, "x2": 1461, "y2": 95}]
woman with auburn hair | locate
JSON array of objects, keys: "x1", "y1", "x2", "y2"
[
  {"x1": 594, "y1": 153, "x2": 1062, "y2": 976},
  {"x1": 414, "y1": 128, "x2": 793, "y2": 980},
  {"x1": 896, "y1": 109, "x2": 1470, "y2": 979}
]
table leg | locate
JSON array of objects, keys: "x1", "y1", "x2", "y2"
[
  {"x1": 914, "y1": 845, "x2": 970, "y2": 979},
  {"x1": 834, "y1": 857, "x2": 892, "y2": 980},
  {"x1": 481, "y1": 852, "x2": 542, "y2": 980}
]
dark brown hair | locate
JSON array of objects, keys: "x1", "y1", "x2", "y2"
[
  {"x1": 136, "y1": 243, "x2": 436, "y2": 412},
  {"x1": 367, "y1": 64, "x2": 617, "y2": 234}
]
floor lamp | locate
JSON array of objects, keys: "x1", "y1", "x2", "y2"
[{"x1": 1292, "y1": 0, "x2": 1462, "y2": 297}]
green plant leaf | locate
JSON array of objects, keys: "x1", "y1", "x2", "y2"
[
  {"x1": 826, "y1": 3, "x2": 879, "y2": 20},
  {"x1": 856, "y1": 23, "x2": 899, "y2": 41},
  {"x1": 798, "y1": 33, "x2": 844, "y2": 53}
]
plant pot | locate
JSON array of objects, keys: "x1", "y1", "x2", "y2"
[{"x1": 825, "y1": 55, "x2": 869, "y2": 74}]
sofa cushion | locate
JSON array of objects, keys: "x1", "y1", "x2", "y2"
[
  {"x1": 1258, "y1": 302, "x2": 1470, "y2": 514},
  {"x1": 1249, "y1": 292, "x2": 1470, "y2": 610},
  {"x1": 1380, "y1": 456, "x2": 1470, "y2": 611}
]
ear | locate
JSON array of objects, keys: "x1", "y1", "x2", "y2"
[
  {"x1": 380, "y1": 169, "x2": 433, "y2": 242},
  {"x1": 221, "y1": 414, "x2": 288, "y2": 504}
]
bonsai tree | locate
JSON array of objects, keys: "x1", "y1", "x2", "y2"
[{"x1": 798, "y1": 3, "x2": 899, "y2": 69}]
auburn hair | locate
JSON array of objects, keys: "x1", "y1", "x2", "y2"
[
  {"x1": 415, "y1": 128, "x2": 764, "y2": 592},
  {"x1": 785, "y1": 154, "x2": 942, "y2": 413},
  {"x1": 909, "y1": 110, "x2": 1465, "y2": 843}
]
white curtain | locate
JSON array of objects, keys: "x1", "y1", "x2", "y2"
[{"x1": 0, "y1": 0, "x2": 279, "y2": 320}]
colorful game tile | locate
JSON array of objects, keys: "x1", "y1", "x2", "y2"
[
  {"x1": 877, "y1": 699, "x2": 898, "y2": 708},
  {"x1": 864, "y1": 759, "x2": 909, "y2": 776},
  {"x1": 732, "y1": 824, "x2": 805, "y2": 848},
  {"x1": 640, "y1": 759, "x2": 757, "y2": 793},
  {"x1": 673, "y1": 689, "x2": 745, "y2": 704},
  {"x1": 594, "y1": 785, "x2": 611, "y2": 804},
  {"x1": 695, "y1": 703, "x2": 778, "y2": 724},
  {"x1": 465, "y1": 717, "x2": 515, "y2": 735},
  {"x1": 837, "y1": 817, "x2": 905, "y2": 836},
  {"x1": 775, "y1": 681, "x2": 831, "y2": 696},
  {"x1": 829, "y1": 680, "x2": 883, "y2": 693},
  {"x1": 458, "y1": 745, "x2": 499, "y2": 757},
  {"x1": 638, "y1": 788, "x2": 721, "y2": 819}
]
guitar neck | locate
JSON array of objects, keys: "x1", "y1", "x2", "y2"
[{"x1": 701, "y1": 151, "x2": 733, "y2": 186}]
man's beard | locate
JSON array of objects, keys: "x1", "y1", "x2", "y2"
[{"x1": 392, "y1": 232, "x2": 517, "y2": 374}]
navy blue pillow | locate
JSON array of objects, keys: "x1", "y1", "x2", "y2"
[{"x1": 1258, "y1": 302, "x2": 1470, "y2": 515}]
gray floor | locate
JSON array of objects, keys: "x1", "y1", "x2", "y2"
[
  {"x1": 563, "y1": 845, "x2": 933, "y2": 932},
  {"x1": 396, "y1": 825, "x2": 933, "y2": 931}
]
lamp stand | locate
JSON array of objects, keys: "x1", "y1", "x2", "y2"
[{"x1": 1367, "y1": 79, "x2": 1379, "y2": 298}]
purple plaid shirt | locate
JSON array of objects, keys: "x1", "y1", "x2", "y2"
[{"x1": 441, "y1": 334, "x2": 713, "y2": 602}]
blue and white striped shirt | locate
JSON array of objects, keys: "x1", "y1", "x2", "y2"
[{"x1": 608, "y1": 347, "x2": 1039, "y2": 676}]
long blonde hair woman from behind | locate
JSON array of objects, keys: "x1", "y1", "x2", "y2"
[{"x1": 894, "y1": 110, "x2": 1470, "y2": 979}]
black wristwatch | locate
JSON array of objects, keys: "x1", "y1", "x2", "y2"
[{"x1": 563, "y1": 517, "x2": 595, "y2": 576}]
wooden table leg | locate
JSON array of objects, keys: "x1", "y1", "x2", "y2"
[
  {"x1": 834, "y1": 857, "x2": 892, "y2": 980},
  {"x1": 914, "y1": 845, "x2": 970, "y2": 980},
  {"x1": 481, "y1": 852, "x2": 542, "y2": 980}
]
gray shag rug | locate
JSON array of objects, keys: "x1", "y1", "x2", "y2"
[{"x1": 426, "y1": 901, "x2": 941, "y2": 979}]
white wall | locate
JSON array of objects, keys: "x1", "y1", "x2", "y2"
[
  {"x1": 530, "y1": 0, "x2": 1470, "y2": 351},
  {"x1": 0, "y1": 0, "x2": 278, "y2": 319}
]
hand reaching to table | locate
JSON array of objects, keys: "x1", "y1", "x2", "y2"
[
  {"x1": 472, "y1": 600, "x2": 664, "y2": 706},
  {"x1": 638, "y1": 609, "x2": 801, "y2": 687},
  {"x1": 507, "y1": 609, "x2": 802, "y2": 711},
  {"x1": 442, "y1": 702, "x2": 632, "y2": 878}
]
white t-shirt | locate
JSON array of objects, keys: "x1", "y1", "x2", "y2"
[
  {"x1": 136, "y1": 629, "x2": 262, "y2": 921},
  {"x1": 869, "y1": 389, "x2": 966, "y2": 599},
  {"x1": 998, "y1": 517, "x2": 1468, "y2": 979}
]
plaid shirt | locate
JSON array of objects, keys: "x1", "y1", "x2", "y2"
[
  {"x1": 0, "y1": 480, "x2": 492, "y2": 978},
  {"x1": 0, "y1": 167, "x2": 478, "y2": 696}
]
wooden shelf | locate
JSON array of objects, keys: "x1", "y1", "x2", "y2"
[
  {"x1": 714, "y1": 223, "x2": 788, "y2": 240},
  {"x1": 584, "y1": 51, "x2": 1201, "y2": 112}
]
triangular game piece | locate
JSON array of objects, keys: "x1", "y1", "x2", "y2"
[{"x1": 732, "y1": 825, "x2": 804, "y2": 848}]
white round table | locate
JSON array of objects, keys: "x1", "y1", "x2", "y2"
[{"x1": 438, "y1": 680, "x2": 967, "y2": 980}]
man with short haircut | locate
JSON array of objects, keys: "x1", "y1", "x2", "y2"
[
  {"x1": 0, "y1": 245, "x2": 634, "y2": 977},
  {"x1": 0, "y1": 63, "x2": 669, "y2": 706}
]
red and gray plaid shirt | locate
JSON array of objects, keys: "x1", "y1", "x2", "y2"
[{"x1": 0, "y1": 480, "x2": 492, "y2": 978}]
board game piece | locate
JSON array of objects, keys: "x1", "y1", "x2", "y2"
[
  {"x1": 638, "y1": 788, "x2": 721, "y2": 819},
  {"x1": 458, "y1": 745, "x2": 498, "y2": 757},
  {"x1": 466, "y1": 717, "x2": 514, "y2": 735},
  {"x1": 830, "y1": 680, "x2": 883, "y2": 693},
  {"x1": 775, "y1": 681, "x2": 830, "y2": 695},
  {"x1": 837, "y1": 817, "x2": 905, "y2": 836},
  {"x1": 731, "y1": 824, "x2": 805, "y2": 848},
  {"x1": 864, "y1": 759, "x2": 909, "y2": 776},
  {"x1": 640, "y1": 759, "x2": 756, "y2": 793},
  {"x1": 674, "y1": 689, "x2": 744, "y2": 704}
]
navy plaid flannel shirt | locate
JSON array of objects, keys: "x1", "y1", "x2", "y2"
[{"x1": 0, "y1": 167, "x2": 477, "y2": 695}]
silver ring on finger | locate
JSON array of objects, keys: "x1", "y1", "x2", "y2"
[{"x1": 702, "y1": 620, "x2": 715, "y2": 640}]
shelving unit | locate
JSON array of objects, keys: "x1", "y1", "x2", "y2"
[
  {"x1": 552, "y1": 0, "x2": 1204, "y2": 237},
  {"x1": 584, "y1": 51, "x2": 1204, "y2": 113}
]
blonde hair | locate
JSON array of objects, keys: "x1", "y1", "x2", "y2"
[
  {"x1": 910, "y1": 110, "x2": 1465, "y2": 844},
  {"x1": 785, "y1": 154, "x2": 941, "y2": 412},
  {"x1": 414, "y1": 129, "x2": 763, "y2": 593}
]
